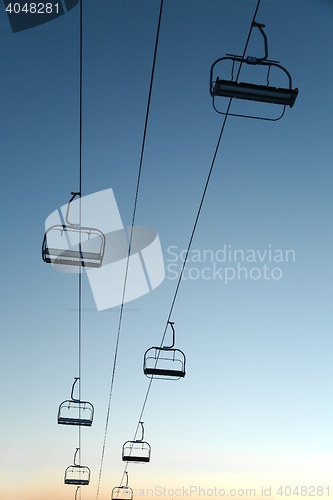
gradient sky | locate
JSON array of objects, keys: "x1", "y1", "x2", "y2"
[{"x1": 1, "y1": 1, "x2": 333, "y2": 499}]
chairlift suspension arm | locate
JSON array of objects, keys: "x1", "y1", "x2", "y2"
[
  {"x1": 71, "y1": 377, "x2": 80, "y2": 402},
  {"x1": 138, "y1": 421, "x2": 144, "y2": 442},
  {"x1": 250, "y1": 22, "x2": 268, "y2": 62},
  {"x1": 65, "y1": 191, "x2": 81, "y2": 226},
  {"x1": 162, "y1": 321, "x2": 175, "y2": 349},
  {"x1": 73, "y1": 447, "x2": 80, "y2": 466}
]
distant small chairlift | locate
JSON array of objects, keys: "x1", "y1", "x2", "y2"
[
  {"x1": 143, "y1": 322, "x2": 186, "y2": 380},
  {"x1": 58, "y1": 377, "x2": 94, "y2": 427},
  {"x1": 122, "y1": 422, "x2": 151, "y2": 463},
  {"x1": 112, "y1": 472, "x2": 134, "y2": 500},
  {"x1": 64, "y1": 448, "x2": 91, "y2": 486},
  {"x1": 42, "y1": 191, "x2": 106, "y2": 268},
  {"x1": 210, "y1": 22, "x2": 298, "y2": 120}
]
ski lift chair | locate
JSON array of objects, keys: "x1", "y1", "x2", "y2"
[
  {"x1": 122, "y1": 422, "x2": 151, "y2": 463},
  {"x1": 64, "y1": 448, "x2": 90, "y2": 486},
  {"x1": 42, "y1": 192, "x2": 106, "y2": 268},
  {"x1": 210, "y1": 22, "x2": 298, "y2": 120},
  {"x1": 112, "y1": 472, "x2": 133, "y2": 500},
  {"x1": 58, "y1": 378, "x2": 94, "y2": 427},
  {"x1": 143, "y1": 322, "x2": 186, "y2": 380}
]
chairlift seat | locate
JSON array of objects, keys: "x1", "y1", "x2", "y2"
[
  {"x1": 143, "y1": 367, "x2": 185, "y2": 378},
  {"x1": 64, "y1": 465, "x2": 90, "y2": 486},
  {"x1": 58, "y1": 399, "x2": 94, "y2": 427},
  {"x1": 209, "y1": 21, "x2": 298, "y2": 120},
  {"x1": 122, "y1": 440, "x2": 151, "y2": 464},
  {"x1": 65, "y1": 478, "x2": 90, "y2": 486},
  {"x1": 44, "y1": 247, "x2": 103, "y2": 263},
  {"x1": 42, "y1": 225, "x2": 105, "y2": 268},
  {"x1": 58, "y1": 416, "x2": 93, "y2": 426},
  {"x1": 112, "y1": 486, "x2": 134, "y2": 500},
  {"x1": 213, "y1": 78, "x2": 298, "y2": 107},
  {"x1": 143, "y1": 347, "x2": 186, "y2": 380},
  {"x1": 122, "y1": 455, "x2": 150, "y2": 463}
]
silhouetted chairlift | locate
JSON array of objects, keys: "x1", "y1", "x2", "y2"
[
  {"x1": 64, "y1": 448, "x2": 91, "y2": 486},
  {"x1": 42, "y1": 191, "x2": 106, "y2": 268},
  {"x1": 210, "y1": 22, "x2": 298, "y2": 120},
  {"x1": 112, "y1": 472, "x2": 134, "y2": 500},
  {"x1": 122, "y1": 422, "x2": 151, "y2": 463},
  {"x1": 58, "y1": 377, "x2": 94, "y2": 427},
  {"x1": 143, "y1": 322, "x2": 186, "y2": 380}
]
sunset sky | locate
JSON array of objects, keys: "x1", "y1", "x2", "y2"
[{"x1": 0, "y1": 1, "x2": 333, "y2": 499}]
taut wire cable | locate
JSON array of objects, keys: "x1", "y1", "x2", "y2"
[
  {"x1": 77, "y1": 0, "x2": 83, "y2": 490},
  {"x1": 119, "y1": 0, "x2": 263, "y2": 486},
  {"x1": 95, "y1": 1, "x2": 165, "y2": 498}
]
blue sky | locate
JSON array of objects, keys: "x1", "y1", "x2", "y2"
[{"x1": 0, "y1": 1, "x2": 333, "y2": 499}]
